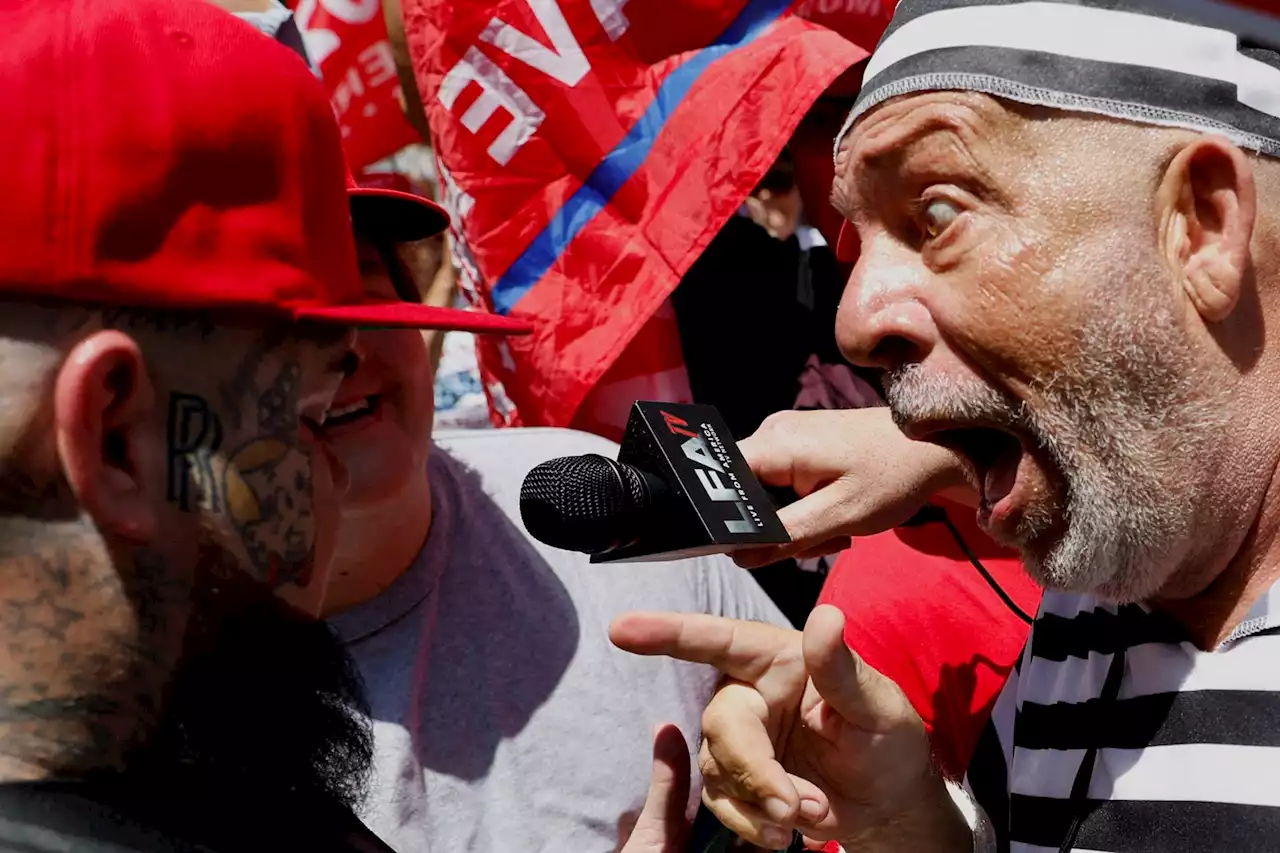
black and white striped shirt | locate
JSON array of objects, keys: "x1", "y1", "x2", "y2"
[{"x1": 965, "y1": 585, "x2": 1280, "y2": 853}]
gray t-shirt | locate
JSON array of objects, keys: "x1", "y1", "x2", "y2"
[{"x1": 330, "y1": 428, "x2": 789, "y2": 853}]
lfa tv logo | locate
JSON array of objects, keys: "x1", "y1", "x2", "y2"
[{"x1": 660, "y1": 410, "x2": 764, "y2": 536}]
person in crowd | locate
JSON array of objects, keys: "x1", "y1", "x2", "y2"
[
  {"x1": 682, "y1": 51, "x2": 1043, "y2": 758},
  {"x1": 313, "y1": 180, "x2": 793, "y2": 852},
  {"x1": 0, "y1": 0, "x2": 371, "y2": 846},
  {"x1": 0, "y1": 1, "x2": 593, "y2": 850},
  {"x1": 615, "y1": 1, "x2": 1280, "y2": 851},
  {"x1": 205, "y1": 5, "x2": 712, "y2": 851}
]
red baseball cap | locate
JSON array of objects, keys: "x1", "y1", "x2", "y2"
[
  {"x1": 349, "y1": 172, "x2": 449, "y2": 243},
  {"x1": 343, "y1": 172, "x2": 531, "y2": 335},
  {"x1": 0, "y1": 0, "x2": 530, "y2": 335}
]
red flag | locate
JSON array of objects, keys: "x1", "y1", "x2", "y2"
[
  {"x1": 293, "y1": 0, "x2": 421, "y2": 170},
  {"x1": 793, "y1": 0, "x2": 895, "y2": 49},
  {"x1": 404, "y1": 0, "x2": 871, "y2": 427}
]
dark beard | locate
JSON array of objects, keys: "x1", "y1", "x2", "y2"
[{"x1": 123, "y1": 587, "x2": 374, "y2": 830}]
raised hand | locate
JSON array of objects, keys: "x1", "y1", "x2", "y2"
[{"x1": 611, "y1": 606, "x2": 972, "y2": 852}]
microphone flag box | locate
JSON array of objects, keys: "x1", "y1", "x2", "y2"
[{"x1": 591, "y1": 401, "x2": 791, "y2": 563}]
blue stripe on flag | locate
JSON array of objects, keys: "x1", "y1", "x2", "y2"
[{"x1": 490, "y1": 0, "x2": 794, "y2": 314}]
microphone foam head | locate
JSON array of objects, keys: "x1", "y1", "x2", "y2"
[{"x1": 519, "y1": 454, "x2": 649, "y2": 554}]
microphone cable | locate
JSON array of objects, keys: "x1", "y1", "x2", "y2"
[{"x1": 905, "y1": 505, "x2": 1034, "y2": 626}]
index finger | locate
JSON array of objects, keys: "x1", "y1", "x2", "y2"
[
  {"x1": 738, "y1": 432, "x2": 799, "y2": 491},
  {"x1": 609, "y1": 612, "x2": 801, "y2": 684}
]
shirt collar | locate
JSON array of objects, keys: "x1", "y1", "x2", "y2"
[{"x1": 1221, "y1": 577, "x2": 1280, "y2": 647}]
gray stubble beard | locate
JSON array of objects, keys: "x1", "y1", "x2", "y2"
[
  {"x1": 886, "y1": 290, "x2": 1229, "y2": 604},
  {"x1": 1020, "y1": 293, "x2": 1229, "y2": 603}
]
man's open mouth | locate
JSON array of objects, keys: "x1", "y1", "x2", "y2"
[{"x1": 920, "y1": 425, "x2": 1026, "y2": 512}]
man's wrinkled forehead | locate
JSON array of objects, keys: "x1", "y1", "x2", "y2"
[{"x1": 832, "y1": 92, "x2": 1010, "y2": 213}]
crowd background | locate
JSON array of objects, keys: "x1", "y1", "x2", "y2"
[
  {"x1": 199, "y1": 3, "x2": 1280, "y2": 851},
  {"x1": 263, "y1": 0, "x2": 1280, "y2": 618},
  {"x1": 241, "y1": 0, "x2": 1049, "y2": 816},
  {"x1": 284, "y1": 0, "x2": 890, "y2": 626}
]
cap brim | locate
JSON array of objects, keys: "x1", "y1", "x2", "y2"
[
  {"x1": 293, "y1": 300, "x2": 532, "y2": 334},
  {"x1": 349, "y1": 187, "x2": 450, "y2": 242}
]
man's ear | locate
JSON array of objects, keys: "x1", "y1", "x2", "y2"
[
  {"x1": 1157, "y1": 136, "x2": 1257, "y2": 323},
  {"x1": 53, "y1": 330, "x2": 160, "y2": 545}
]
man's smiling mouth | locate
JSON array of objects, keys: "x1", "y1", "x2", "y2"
[{"x1": 324, "y1": 395, "x2": 382, "y2": 429}]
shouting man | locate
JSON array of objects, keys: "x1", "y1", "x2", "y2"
[{"x1": 615, "y1": 2, "x2": 1280, "y2": 852}]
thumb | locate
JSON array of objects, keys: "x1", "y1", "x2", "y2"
[
  {"x1": 801, "y1": 605, "x2": 915, "y2": 731},
  {"x1": 623, "y1": 724, "x2": 692, "y2": 853}
]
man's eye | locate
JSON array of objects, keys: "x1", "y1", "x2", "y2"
[{"x1": 922, "y1": 199, "x2": 960, "y2": 239}]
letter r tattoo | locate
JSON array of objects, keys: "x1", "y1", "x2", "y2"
[{"x1": 167, "y1": 392, "x2": 223, "y2": 512}]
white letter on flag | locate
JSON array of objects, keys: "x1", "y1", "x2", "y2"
[
  {"x1": 438, "y1": 47, "x2": 546, "y2": 166},
  {"x1": 316, "y1": 0, "x2": 379, "y2": 24},
  {"x1": 589, "y1": 0, "x2": 631, "y2": 40},
  {"x1": 480, "y1": 0, "x2": 590, "y2": 87}
]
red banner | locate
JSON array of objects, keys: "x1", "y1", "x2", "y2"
[
  {"x1": 293, "y1": 0, "x2": 421, "y2": 169},
  {"x1": 794, "y1": 0, "x2": 895, "y2": 49},
  {"x1": 404, "y1": 0, "x2": 871, "y2": 428}
]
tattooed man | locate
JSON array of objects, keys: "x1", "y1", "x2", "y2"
[{"x1": 0, "y1": 1, "x2": 467, "y2": 850}]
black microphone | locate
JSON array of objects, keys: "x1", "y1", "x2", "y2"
[{"x1": 519, "y1": 401, "x2": 790, "y2": 563}]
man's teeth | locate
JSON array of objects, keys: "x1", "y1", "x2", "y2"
[{"x1": 327, "y1": 397, "x2": 374, "y2": 420}]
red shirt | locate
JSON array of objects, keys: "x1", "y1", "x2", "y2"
[{"x1": 817, "y1": 501, "x2": 1042, "y2": 778}]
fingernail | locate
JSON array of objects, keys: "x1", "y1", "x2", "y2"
[
  {"x1": 762, "y1": 827, "x2": 792, "y2": 849},
  {"x1": 799, "y1": 798, "x2": 824, "y2": 821},
  {"x1": 763, "y1": 797, "x2": 792, "y2": 822}
]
